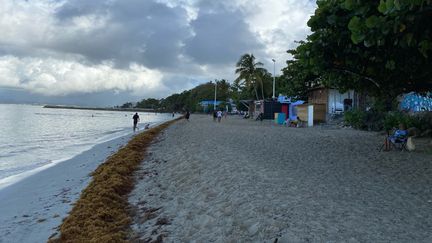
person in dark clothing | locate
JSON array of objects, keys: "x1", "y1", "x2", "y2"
[
  {"x1": 213, "y1": 110, "x2": 217, "y2": 121},
  {"x1": 133, "y1": 113, "x2": 139, "y2": 131},
  {"x1": 185, "y1": 110, "x2": 190, "y2": 121}
]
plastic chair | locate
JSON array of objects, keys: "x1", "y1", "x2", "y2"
[
  {"x1": 379, "y1": 132, "x2": 408, "y2": 152},
  {"x1": 389, "y1": 136, "x2": 408, "y2": 151}
]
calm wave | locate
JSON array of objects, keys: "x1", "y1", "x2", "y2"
[{"x1": 0, "y1": 104, "x2": 172, "y2": 182}]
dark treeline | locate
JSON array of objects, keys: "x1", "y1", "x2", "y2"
[{"x1": 131, "y1": 80, "x2": 232, "y2": 112}]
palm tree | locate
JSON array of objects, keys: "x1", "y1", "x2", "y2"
[{"x1": 234, "y1": 54, "x2": 266, "y2": 100}]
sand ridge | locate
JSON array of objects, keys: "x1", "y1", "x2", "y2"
[{"x1": 129, "y1": 115, "x2": 432, "y2": 242}]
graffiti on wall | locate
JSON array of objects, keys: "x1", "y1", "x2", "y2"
[{"x1": 400, "y1": 92, "x2": 432, "y2": 112}]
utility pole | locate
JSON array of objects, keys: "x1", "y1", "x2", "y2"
[
  {"x1": 214, "y1": 81, "x2": 217, "y2": 110},
  {"x1": 272, "y1": 59, "x2": 276, "y2": 99}
]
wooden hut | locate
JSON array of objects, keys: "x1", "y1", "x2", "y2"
[{"x1": 307, "y1": 86, "x2": 358, "y2": 120}]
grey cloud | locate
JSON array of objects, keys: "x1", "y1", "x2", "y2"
[
  {"x1": 53, "y1": 0, "x2": 191, "y2": 69},
  {"x1": 55, "y1": 1, "x2": 109, "y2": 19},
  {"x1": 55, "y1": 0, "x2": 264, "y2": 68},
  {"x1": 0, "y1": 87, "x2": 136, "y2": 107},
  {"x1": 184, "y1": 7, "x2": 263, "y2": 65},
  {"x1": 160, "y1": 74, "x2": 204, "y2": 93},
  {"x1": 0, "y1": 0, "x2": 315, "y2": 105}
]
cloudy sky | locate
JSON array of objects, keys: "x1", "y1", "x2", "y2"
[{"x1": 0, "y1": 0, "x2": 316, "y2": 106}]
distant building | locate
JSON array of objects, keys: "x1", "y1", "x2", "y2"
[{"x1": 199, "y1": 100, "x2": 223, "y2": 112}]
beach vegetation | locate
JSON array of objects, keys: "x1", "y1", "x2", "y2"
[
  {"x1": 345, "y1": 109, "x2": 432, "y2": 133},
  {"x1": 344, "y1": 109, "x2": 368, "y2": 129}
]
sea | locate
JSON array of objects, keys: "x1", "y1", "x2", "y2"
[{"x1": 0, "y1": 104, "x2": 173, "y2": 188}]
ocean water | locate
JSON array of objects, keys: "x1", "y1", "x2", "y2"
[{"x1": 0, "y1": 104, "x2": 172, "y2": 184}]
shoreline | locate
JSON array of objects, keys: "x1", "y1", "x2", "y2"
[
  {"x1": 0, "y1": 117, "x2": 174, "y2": 191},
  {"x1": 0, "y1": 128, "x2": 128, "y2": 191},
  {"x1": 0, "y1": 121, "x2": 169, "y2": 242}
]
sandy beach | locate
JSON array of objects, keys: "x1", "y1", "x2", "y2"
[{"x1": 129, "y1": 115, "x2": 432, "y2": 242}]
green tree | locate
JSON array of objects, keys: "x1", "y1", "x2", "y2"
[
  {"x1": 234, "y1": 54, "x2": 267, "y2": 100},
  {"x1": 257, "y1": 70, "x2": 274, "y2": 99},
  {"x1": 120, "y1": 102, "x2": 133, "y2": 109},
  {"x1": 159, "y1": 93, "x2": 184, "y2": 112},
  {"x1": 230, "y1": 81, "x2": 250, "y2": 110},
  {"x1": 213, "y1": 79, "x2": 231, "y2": 102},
  {"x1": 281, "y1": 0, "x2": 432, "y2": 109},
  {"x1": 279, "y1": 38, "x2": 324, "y2": 99},
  {"x1": 135, "y1": 98, "x2": 160, "y2": 109}
]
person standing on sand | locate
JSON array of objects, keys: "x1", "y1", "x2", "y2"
[
  {"x1": 133, "y1": 113, "x2": 140, "y2": 131},
  {"x1": 217, "y1": 110, "x2": 222, "y2": 122}
]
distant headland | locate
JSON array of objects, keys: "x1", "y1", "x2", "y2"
[{"x1": 43, "y1": 105, "x2": 155, "y2": 112}]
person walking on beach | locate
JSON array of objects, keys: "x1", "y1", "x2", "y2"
[
  {"x1": 213, "y1": 110, "x2": 217, "y2": 122},
  {"x1": 133, "y1": 113, "x2": 140, "y2": 131},
  {"x1": 185, "y1": 110, "x2": 190, "y2": 121},
  {"x1": 217, "y1": 110, "x2": 222, "y2": 122}
]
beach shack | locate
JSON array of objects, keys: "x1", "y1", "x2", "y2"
[
  {"x1": 307, "y1": 87, "x2": 357, "y2": 120},
  {"x1": 261, "y1": 100, "x2": 282, "y2": 119},
  {"x1": 245, "y1": 100, "x2": 280, "y2": 119},
  {"x1": 250, "y1": 96, "x2": 305, "y2": 123},
  {"x1": 296, "y1": 104, "x2": 326, "y2": 124},
  {"x1": 239, "y1": 99, "x2": 280, "y2": 119},
  {"x1": 239, "y1": 96, "x2": 308, "y2": 121},
  {"x1": 276, "y1": 96, "x2": 305, "y2": 121}
]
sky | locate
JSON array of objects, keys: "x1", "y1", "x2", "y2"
[{"x1": 0, "y1": 0, "x2": 316, "y2": 106}]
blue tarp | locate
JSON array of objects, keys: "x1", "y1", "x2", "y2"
[{"x1": 289, "y1": 100, "x2": 305, "y2": 120}]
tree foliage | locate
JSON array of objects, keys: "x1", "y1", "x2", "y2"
[
  {"x1": 120, "y1": 102, "x2": 133, "y2": 109},
  {"x1": 281, "y1": 0, "x2": 432, "y2": 102},
  {"x1": 135, "y1": 98, "x2": 160, "y2": 109},
  {"x1": 132, "y1": 80, "x2": 233, "y2": 112},
  {"x1": 234, "y1": 53, "x2": 268, "y2": 100}
]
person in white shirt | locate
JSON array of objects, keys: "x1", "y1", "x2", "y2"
[{"x1": 217, "y1": 110, "x2": 222, "y2": 122}]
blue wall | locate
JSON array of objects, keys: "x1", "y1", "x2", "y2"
[{"x1": 200, "y1": 100, "x2": 222, "y2": 106}]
